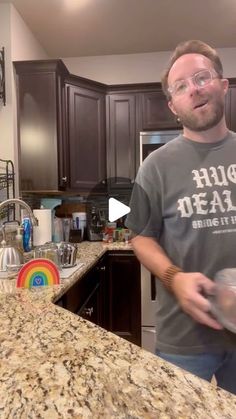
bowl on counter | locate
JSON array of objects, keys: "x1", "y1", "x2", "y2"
[
  {"x1": 57, "y1": 242, "x2": 78, "y2": 268},
  {"x1": 32, "y1": 241, "x2": 78, "y2": 269},
  {"x1": 33, "y1": 242, "x2": 62, "y2": 270}
]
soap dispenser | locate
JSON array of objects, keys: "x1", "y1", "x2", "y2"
[{"x1": 15, "y1": 227, "x2": 24, "y2": 252}]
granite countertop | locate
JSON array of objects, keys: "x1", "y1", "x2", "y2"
[{"x1": 0, "y1": 241, "x2": 236, "y2": 418}]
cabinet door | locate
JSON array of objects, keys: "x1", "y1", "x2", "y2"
[
  {"x1": 141, "y1": 90, "x2": 180, "y2": 130},
  {"x1": 56, "y1": 259, "x2": 106, "y2": 327},
  {"x1": 78, "y1": 282, "x2": 101, "y2": 324},
  {"x1": 67, "y1": 85, "x2": 106, "y2": 191},
  {"x1": 14, "y1": 60, "x2": 69, "y2": 192},
  {"x1": 106, "y1": 94, "x2": 139, "y2": 189},
  {"x1": 78, "y1": 262, "x2": 106, "y2": 326},
  {"x1": 106, "y1": 252, "x2": 141, "y2": 345},
  {"x1": 225, "y1": 84, "x2": 236, "y2": 132}
]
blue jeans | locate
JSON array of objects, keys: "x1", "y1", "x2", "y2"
[{"x1": 156, "y1": 350, "x2": 236, "y2": 394}]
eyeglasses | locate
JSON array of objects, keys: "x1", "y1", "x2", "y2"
[{"x1": 168, "y1": 69, "x2": 219, "y2": 98}]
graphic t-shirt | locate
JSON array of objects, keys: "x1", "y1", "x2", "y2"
[{"x1": 126, "y1": 131, "x2": 236, "y2": 354}]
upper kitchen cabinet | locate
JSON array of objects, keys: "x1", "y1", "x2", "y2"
[
  {"x1": 225, "y1": 80, "x2": 236, "y2": 133},
  {"x1": 65, "y1": 76, "x2": 106, "y2": 191},
  {"x1": 14, "y1": 60, "x2": 69, "y2": 192},
  {"x1": 140, "y1": 88, "x2": 180, "y2": 130},
  {"x1": 106, "y1": 91, "x2": 140, "y2": 189}
]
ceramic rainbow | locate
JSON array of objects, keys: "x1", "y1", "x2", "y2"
[{"x1": 17, "y1": 258, "x2": 60, "y2": 288}]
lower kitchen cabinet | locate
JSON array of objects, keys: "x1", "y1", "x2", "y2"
[
  {"x1": 56, "y1": 258, "x2": 106, "y2": 327},
  {"x1": 105, "y1": 251, "x2": 141, "y2": 346},
  {"x1": 78, "y1": 278, "x2": 102, "y2": 325},
  {"x1": 55, "y1": 251, "x2": 141, "y2": 346}
]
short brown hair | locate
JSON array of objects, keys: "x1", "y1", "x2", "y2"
[{"x1": 161, "y1": 40, "x2": 223, "y2": 99}]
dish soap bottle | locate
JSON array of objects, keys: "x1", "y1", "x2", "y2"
[{"x1": 22, "y1": 218, "x2": 32, "y2": 252}]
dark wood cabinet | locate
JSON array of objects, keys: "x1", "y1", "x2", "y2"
[
  {"x1": 226, "y1": 81, "x2": 236, "y2": 133},
  {"x1": 55, "y1": 251, "x2": 141, "y2": 346},
  {"x1": 106, "y1": 93, "x2": 139, "y2": 189},
  {"x1": 106, "y1": 86, "x2": 181, "y2": 192},
  {"x1": 66, "y1": 78, "x2": 106, "y2": 191},
  {"x1": 140, "y1": 90, "x2": 180, "y2": 130},
  {"x1": 14, "y1": 61, "x2": 107, "y2": 194},
  {"x1": 105, "y1": 251, "x2": 141, "y2": 345},
  {"x1": 14, "y1": 59, "x2": 236, "y2": 195},
  {"x1": 78, "y1": 281, "x2": 101, "y2": 324},
  {"x1": 56, "y1": 258, "x2": 106, "y2": 327},
  {"x1": 79, "y1": 261, "x2": 106, "y2": 325},
  {"x1": 14, "y1": 60, "x2": 69, "y2": 192}
]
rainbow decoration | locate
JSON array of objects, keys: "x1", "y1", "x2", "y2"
[{"x1": 17, "y1": 258, "x2": 60, "y2": 288}]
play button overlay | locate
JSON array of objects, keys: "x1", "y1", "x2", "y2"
[
  {"x1": 108, "y1": 198, "x2": 130, "y2": 222},
  {"x1": 86, "y1": 176, "x2": 151, "y2": 236}
]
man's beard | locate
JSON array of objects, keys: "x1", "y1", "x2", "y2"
[{"x1": 177, "y1": 96, "x2": 225, "y2": 132}]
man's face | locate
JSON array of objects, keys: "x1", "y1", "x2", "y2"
[{"x1": 167, "y1": 54, "x2": 228, "y2": 132}]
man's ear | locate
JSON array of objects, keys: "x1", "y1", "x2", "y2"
[
  {"x1": 168, "y1": 100, "x2": 178, "y2": 116},
  {"x1": 221, "y1": 78, "x2": 229, "y2": 96}
]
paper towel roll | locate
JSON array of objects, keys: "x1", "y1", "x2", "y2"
[{"x1": 33, "y1": 209, "x2": 52, "y2": 246}]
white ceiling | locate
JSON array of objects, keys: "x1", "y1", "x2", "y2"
[{"x1": 1, "y1": 0, "x2": 236, "y2": 58}]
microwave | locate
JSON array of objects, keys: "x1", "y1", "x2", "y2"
[{"x1": 140, "y1": 130, "x2": 182, "y2": 163}]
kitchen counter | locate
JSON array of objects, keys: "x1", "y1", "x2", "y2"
[{"x1": 0, "y1": 242, "x2": 236, "y2": 418}]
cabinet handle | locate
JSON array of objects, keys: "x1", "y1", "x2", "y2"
[
  {"x1": 151, "y1": 274, "x2": 156, "y2": 301},
  {"x1": 101, "y1": 180, "x2": 106, "y2": 185},
  {"x1": 130, "y1": 179, "x2": 135, "y2": 184},
  {"x1": 83, "y1": 307, "x2": 94, "y2": 317},
  {"x1": 96, "y1": 265, "x2": 106, "y2": 271},
  {"x1": 62, "y1": 176, "x2": 67, "y2": 182}
]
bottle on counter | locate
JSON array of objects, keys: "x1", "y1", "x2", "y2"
[
  {"x1": 72, "y1": 212, "x2": 87, "y2": 240},
  {"x1": 22, "y1": 217, "x2": 32, "y2": 252},
  {"x1": 15, "y1": 227, "x2": 24, "y2": 252},
  {"x1": 52, "y1": 216, "x2": 63, "y2": 243},
  {"x1": 91, "y1": 207, "x2": 99, "y2": 226}
]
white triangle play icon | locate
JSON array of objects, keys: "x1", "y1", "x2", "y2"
[{"x1": 108, "y1": 198, "x2": 131, "y2": 222}]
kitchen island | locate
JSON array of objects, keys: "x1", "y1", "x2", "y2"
[{"x1": 0, "y1": 242, "x2": 235, "y2": 418}]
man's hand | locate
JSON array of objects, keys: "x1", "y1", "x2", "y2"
[{"x1": 172, "y1": 272, "x2": 223, "y2": 330}]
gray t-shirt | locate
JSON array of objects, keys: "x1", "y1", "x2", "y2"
[{"x1": 126, "y1": 131, "x2": 236, "y2": 354}]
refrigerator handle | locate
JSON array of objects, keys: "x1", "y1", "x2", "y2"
[{"x1": 151, "y1": 274, "x2": 156, "y2": 301}]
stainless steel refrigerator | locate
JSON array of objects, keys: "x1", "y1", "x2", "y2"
[{"x1": 140, "y1": 130, "x2": 181, "y2": 353}]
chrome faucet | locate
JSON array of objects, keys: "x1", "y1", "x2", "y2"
[{"x1": 0, "y1": 198, "x2": 38, "y2": 226}]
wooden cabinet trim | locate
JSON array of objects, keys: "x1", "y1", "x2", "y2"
[
  {"x1": 14, "y1": 59, "x2": 69, "y2": 76},
  {"x1": 65, "y1": 74, "x2": 106, "y2": 93}
]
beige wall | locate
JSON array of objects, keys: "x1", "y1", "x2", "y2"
[
  {"x1": 63, "y1": 48, "x2": 236, "y2": 84},
  {"x1": 0, "y1": 4, "x2": 14, "y2": 162},
  {"x1": 63, "y1": 51, "x2": 170, "y2": 84},
  {"x1": 11, "y1": 5, "x2": 49, "y2": 61},
  {"x1": 0, "y1": 3, "x2": 48, "y2": 196}
]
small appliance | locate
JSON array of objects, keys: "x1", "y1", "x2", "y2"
[{"x1": 87, "y1": 206, "x2": 105, "y2": 241}]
